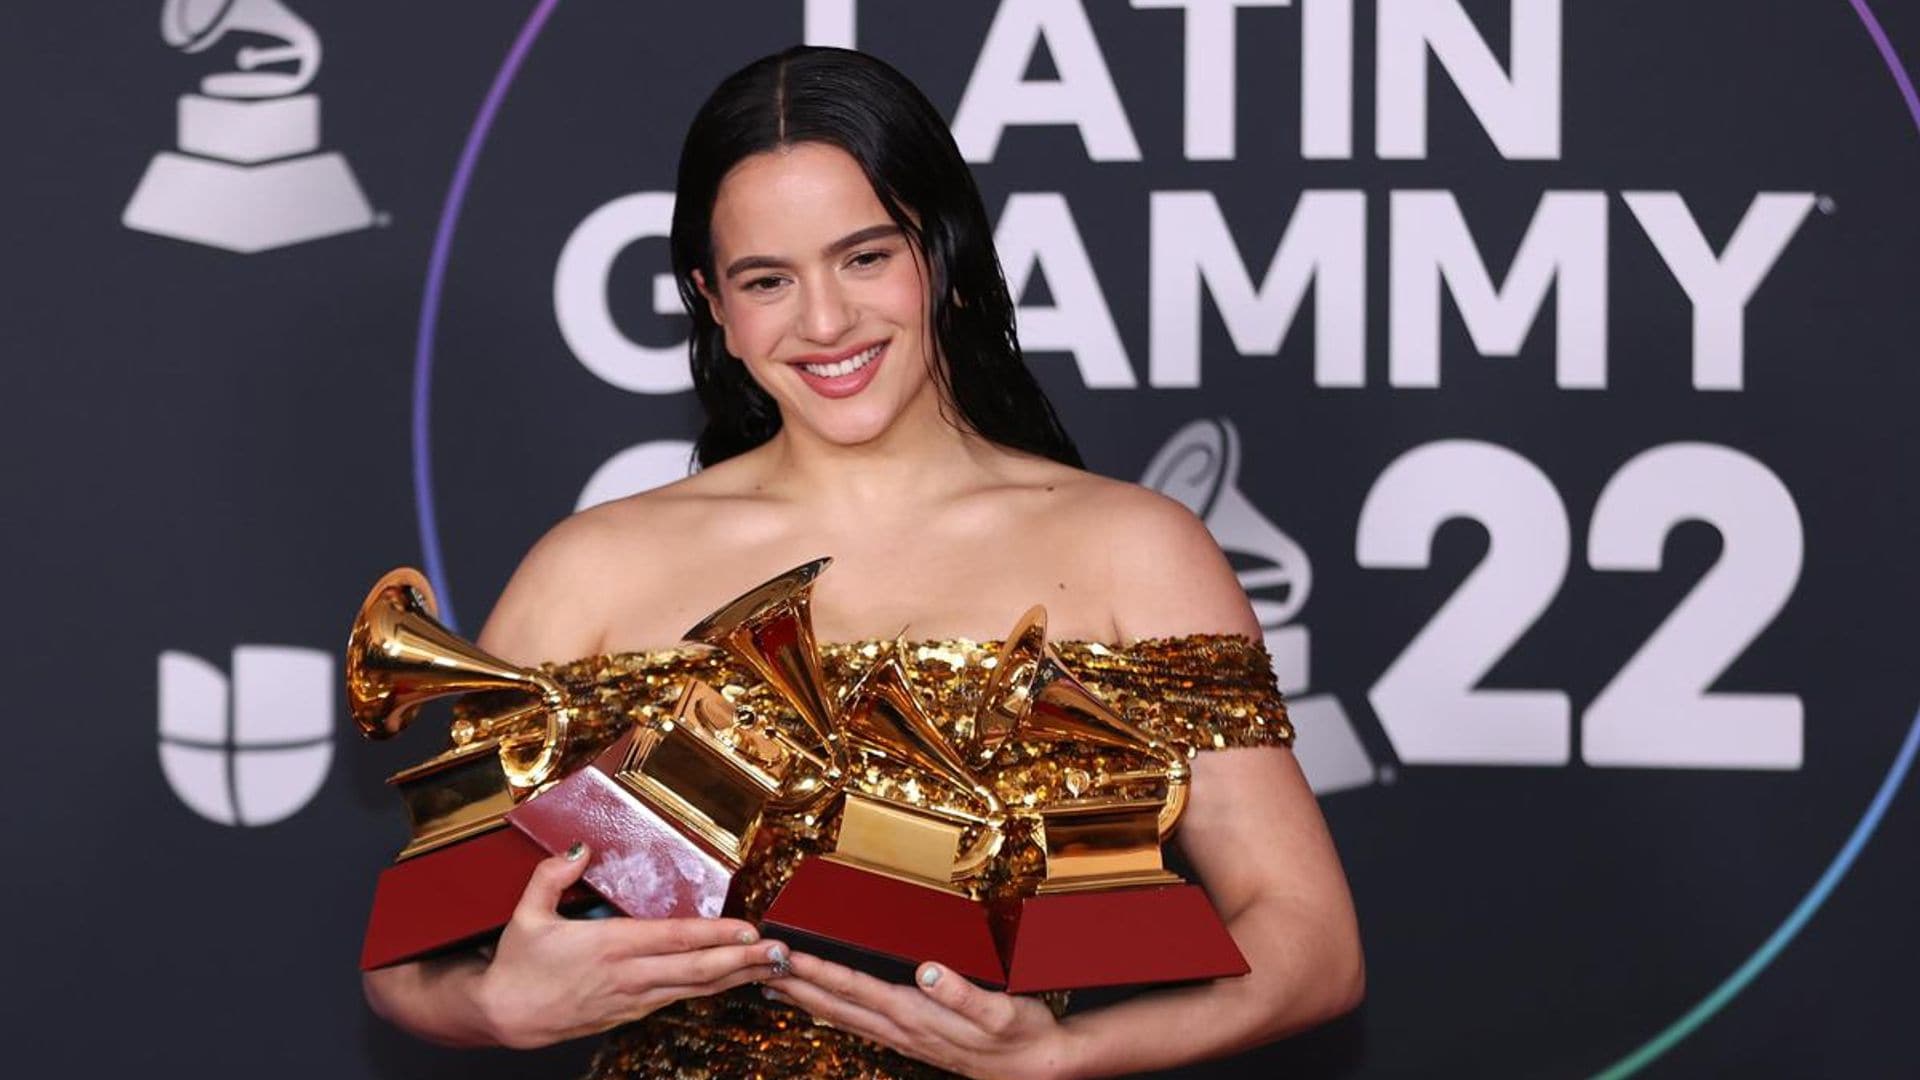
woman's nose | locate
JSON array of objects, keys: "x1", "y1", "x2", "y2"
[{"x1": 797, "y1": 278, "x2": 856, "y2": 344}]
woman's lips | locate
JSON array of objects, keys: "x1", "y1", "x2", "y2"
[{"x1": 792, "y1": 341, "x2": 887, "y2": 399}]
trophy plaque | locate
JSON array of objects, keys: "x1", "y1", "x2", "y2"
[
  {"x1": 505, "y1": 679, "x2": 788, "y2": 920},
  {"x1": 976, "y1": 607, "x2": 1249, "y2": 993},
  {"x1": 760, "y1": 642, "x2": 1010, "y2": 986}
]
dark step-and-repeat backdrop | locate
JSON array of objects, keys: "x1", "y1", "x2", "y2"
[{"x1": 7, "y1": 2, "x2": 1917, "y2": 1076}]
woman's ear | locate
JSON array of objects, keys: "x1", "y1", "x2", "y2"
[
  {"x1": 693, "y1": 268, "x2": 741, "y2": 361},
  {"x1": 692, "y1": 268, "x2": 726, "y2": 328}
]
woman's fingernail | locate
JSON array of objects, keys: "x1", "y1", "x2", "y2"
[
  {"x1": 918, "y1": 964, "x2": 942, "y2": 987},
  {"x1": 767, "y1": 943, "x2": 789, "y2": 965},
  {"x1": 762, "y1": 986, "x2": 789, "y2": 1004},
  {"x1": 736, "y1": 928, "x2": 759, "y2": 945},
  {"x1": 565, "y1": 841, "x2": 586, "y2": 861}
]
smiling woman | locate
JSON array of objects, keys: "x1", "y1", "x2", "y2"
[
  {"x1": 692, "y1": 148, "x2": 939, "y2": 446},
  {"x1": 668, "y1": 46, "x2": 1084, "y2": 472},
  {"x1": 362, "y1": 45, "x2": 1362, "y2": 1079}
]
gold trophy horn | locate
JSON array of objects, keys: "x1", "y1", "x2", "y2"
[
  {"x1": 978, "y1": 606, "x2": 1190, "y2": 837},
  {"x1": 977, "y1": 606, "x2": 1192, "y2": 895},
  {"x1": 757, "y1": 637, "x2": 1013, "y2": 987},
  {"x1": 829, "y1": 640, "x2": 1005, "y2": 891},
  {"x1": 682, "y1": 557, "x2": 847, "y2": 807},
  {"x1": 347, "y1": 568, "x2": 576, "y2": 858},
  {"x1": 348, "y1": 568, "x2": 573, "y2": 788}
]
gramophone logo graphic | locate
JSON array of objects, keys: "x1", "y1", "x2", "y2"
[
  {"x1": 123, "y1": 0, "x2": 375, "y2": 253},
  {"x1": 1142, "y1": 419, "x2": 1377, "y2": 794}
]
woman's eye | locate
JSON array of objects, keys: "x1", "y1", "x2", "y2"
[
  {"x1": 744, "y1": 275, "x2": 787, "y2": 293},
  {"x1": 848, "y1": 250, "x2": 891, "y2": 270}
]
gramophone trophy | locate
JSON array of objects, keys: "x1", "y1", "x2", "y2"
[
  {"x1": 352, "y1": 566, "x2": 813, "y2": 968},
  {"x1": 350, "y1": 568, "x2": 595, "y2": 969},
  {"x1": 505, "y1": 560, "x2": 846, "y2": 920},
  {"x1": 974, "y1": 607, "x2": 1249, "y2": 992},
  {"x1": 760, "y1": 640, "x2": 1011, "y2": 985},
  {"x1": 680, "y1": 557, "x2": 848, "y2": 810}
]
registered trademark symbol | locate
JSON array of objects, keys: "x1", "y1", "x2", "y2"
[
  {"x1": 1377, "y1": 763, "x2": 1398, "y2": 785},
  {"x1": 1816, "y1": 195, "x2": 1837, "y2": 215}
]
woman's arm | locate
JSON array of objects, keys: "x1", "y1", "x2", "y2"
[
  {"x1": 364, "y1": 949, "x2": 494, "y2": 1047},
  {"x1": 1054, "y1": 487, "x2": 1364, "y2": 1066}
]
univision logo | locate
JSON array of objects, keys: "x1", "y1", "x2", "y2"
[{"x1": 157, "y1": 645, "x2": 333, "y2": 825}]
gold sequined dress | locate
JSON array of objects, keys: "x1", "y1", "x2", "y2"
[{"x1": 542, "y1": 635, "x2": 1292, "y2": 1080}]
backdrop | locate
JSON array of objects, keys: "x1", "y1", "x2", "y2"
[{"x1": 6, "y1": 1, "x2": 1918, "y2": 1076}]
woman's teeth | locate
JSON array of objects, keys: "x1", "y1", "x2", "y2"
[{"x1": 799, "y1": 343, "x2": 882, "y2": 378}]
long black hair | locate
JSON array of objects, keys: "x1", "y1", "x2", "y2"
[{"x1": 670, "y1": 46, "x2": 1083, "y2": 470}]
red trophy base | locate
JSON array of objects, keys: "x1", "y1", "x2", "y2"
[
  {"x1": 761, "y1": 857, "x2": 1007, "y2": 988},
  {"x1": 505, "y1": 744, "x2": 738, "y2": 920},
  {"x1": 360, "y1": 825, "x2": 593, "y2": 970},
  {"x1": 993, "y1": 884, "x2": 1249, "y2": 993}
]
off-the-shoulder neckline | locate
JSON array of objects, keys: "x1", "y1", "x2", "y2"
[{"x1": 555, "y1": 632, "x2": 1261, "y2": 668}]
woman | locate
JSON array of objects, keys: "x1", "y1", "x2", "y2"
[{"x1": 365, "y1": 45, "x2": 1362, "y2": 1078}]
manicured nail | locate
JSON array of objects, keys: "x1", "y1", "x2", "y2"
[
  {"x1": 565, "y1": 841, "x2": 586, "y2": 861},
  {"x1": 917, "y1": 964, "x2": 942, "y2": 987},
  {"x1": 762, "y1": 986, "x2": 790, "y2": 1003},
  {"x1": 736, "y1": 928, "x2": 759, "y2": 945},
  {"x1": 767, "y1": 943, "x2": 789, "y2": 965}
]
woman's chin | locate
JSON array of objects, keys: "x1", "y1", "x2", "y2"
[
  {"x1": 789, "y1": 401, "x2": 911, "y2": 449},
  {"x1": 813, "y1": 421, "x2": 897, "y2": 450}
]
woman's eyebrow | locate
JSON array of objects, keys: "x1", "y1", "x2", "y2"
[
  {"x1": 823, "y1": 223, "x2": 902, "y2": 256},
  {"x1": 723, "y1": 223, "x2": 902, "y2": 278}
]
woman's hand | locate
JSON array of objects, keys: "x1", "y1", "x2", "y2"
[
  {"x1": 471, "y1": 843, "x2": 789, "y2": 1048},
  {"x1": 766, "y1": 953, "x2": 1080, "y2": 1080}
]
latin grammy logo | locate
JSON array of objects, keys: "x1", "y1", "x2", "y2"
[
  {"x1": 1142, "y1": 418, "x2": 1313, "y2": 689},
  {"x1": 123, "y1": 0, "x2": 375, "y2": 253},
  {"x1": 1142, "y1": 418, "x2": 1377, "y2": 794}
]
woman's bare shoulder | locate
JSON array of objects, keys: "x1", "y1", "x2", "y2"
[
  {"x1": 1033, "y1": 468, "x2": 1259, "y2": 643},
  {"x1": 474, "y1": 470, "x2": 762, "y2": 663},
  {"x1": 994, "y1": 460, "x2": 1205, "y2": 538}
]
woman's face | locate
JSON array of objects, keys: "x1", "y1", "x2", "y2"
[{"x1": 695, "y1": 142, "x2": 940, "y2": 450}]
